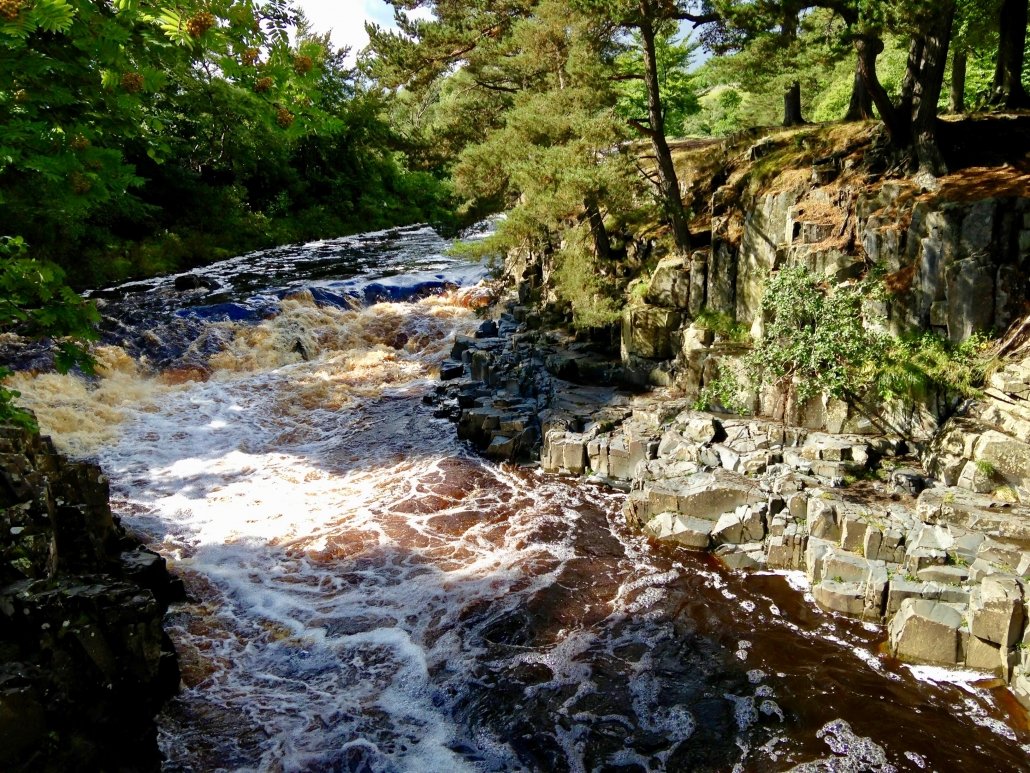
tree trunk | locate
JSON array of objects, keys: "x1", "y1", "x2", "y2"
[
  {"x1": 856, "y1": 36, "x2": 911, "y2": 147},
  {"x1": 991, "y1": 0, "x2": 1030, "y2": 108},
  {"x1": 585, "y1": 200, "x2": 611, "y2": 262},
  {"x1": 638, "y1": 11, "x2": 691, "y2": 253},
  {"x1": 783, "y1": 80, "x2": 805, "y2": 126},
  {"x1": 950, "y1": 49, "x2": 967, "y2": 113},
  {"x1": 898, "y1": 36, "x2": 925, "y2": 120},
  {"x1": 912, "y1": 3, "x2": 956, "y2": 175},
  {"x1": 844, "y1": 55, "x2": 874, "y2": 121}
]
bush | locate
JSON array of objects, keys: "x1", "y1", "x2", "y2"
[
  {"x1": 0, "y1": 236, "x2": 99, "y2": 429},
  {"x1": 696, "y1": 266, "x2": 991, "y2": 421}
]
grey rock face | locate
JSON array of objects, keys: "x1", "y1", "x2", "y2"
[{"x1": 889, "y1": 599, "x2": 966, "y2": 666}]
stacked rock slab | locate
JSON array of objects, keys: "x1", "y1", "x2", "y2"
[
  {"x1": 0, "y1": 423, "x2": 182, "y2": 771},
  {"x1": 540, "y1": 399, "x2": 1030, "y2": 709},
  {"x1": 435, "y1": 303, "x2": 1030, "y2": 710},
  {"x1": 926, "y1": 343, "x2": 1030, "y2": 505}
]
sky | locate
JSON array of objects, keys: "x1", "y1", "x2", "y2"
[{"x1": 296, "y1": 0, "x2": 420, "y2": 59}]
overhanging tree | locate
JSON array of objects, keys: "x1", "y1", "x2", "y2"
[{"x1": 990, "y1": 0, "x2": 1030, "y2": 107}]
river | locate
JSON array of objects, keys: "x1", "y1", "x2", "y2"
[{"x1": 11, "y1": 225, "x2": 1030, "y2": 771}]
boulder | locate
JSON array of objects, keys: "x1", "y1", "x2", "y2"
[
  {"x1": 969, "y1": 576, "x2": 1025, "y2": 647},
  {"x1": 646, "y1": 255, "x2": 692, "y2": 308},
  {"x1": 805, "y1": 537, "x2": 836, "y2": 584},
  {"x1": 642, "y1": 512, "x2": 713, "y2": 550},
  {"x1": 813, "y1": 580, "x2": 866, "y2": 617},
  {"x1": 767, "y1": 524, "x2": 808, "y2": 570},
  {"x1": 964, "y1": 635, "x2": 1016, "y2": 679},
  {"x1": 889, "y1": 599, "x2": 966, "y2": 666},
  {"x1": 916, "y1": 565, "x2": 969, "y2": 585},
  {"x1": 973, "y1": 430, "x2": 1030, "y2": 492},
  {"x1": 816, "y1": 550, "x2": 888, "y2": 619},
  {"x1": 840, "y1": 513, "x2": 868, "y2": 553},
  {"x1": 711, "y1": 505, "x2": 766, "y2": 546},
  {"x1": 0, "y1": 425, "x2": 180, "y2": 770},
  {"x1": 886, "y1": 576, "x2": 972, "y2": 617},
  {"x1": 714, "y1": 542, "x2": 767, "y2": 571},
  {"x1": 624, "y1": 470, "x2": 765, "y2": 525},
  {"x1": 621, "y1": 306, "x2": 682, "y2": 361},
  {"x1": 807, "y1": 497, "x2": 840, "y2": 542}
]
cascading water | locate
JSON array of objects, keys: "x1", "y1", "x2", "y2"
[{"x1": 11, "y1": 225, "x2": 1030, "y2": 772}]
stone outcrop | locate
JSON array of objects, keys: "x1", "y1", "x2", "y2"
[
  {"x1": 0, "y1": 423, "x2": 182, "y2": 771},
  {"x1": 444, "y1": 138, "x2": 1030, "y2": 713},
  {"x1": 545, "y1": 396, "x2": 1030, "y2": 707},
  {"x1": 433, "y1": 306, "x2": 1030, "y2": 708},
  {"x1": 926, "y1": 334, "x2": 1030, "y2": 505},
  {"x1": 620, "y1": 158, "x2": 1030, "y2": 440}
]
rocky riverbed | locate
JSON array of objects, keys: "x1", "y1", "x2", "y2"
[{"x1": 429, "y1": 301, "x2": 1030, "y2": 715}]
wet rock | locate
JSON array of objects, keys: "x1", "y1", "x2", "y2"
[
  {"x1": 815, "y1": 550, "x2": 888, "y2": 620},
  {"x1": 485, "y1": 435, "x2": 519, "y2": 460},
  {"x1": 440, "y1": 361, "x2": 465, "y2": 381},
  {"x1": 450, "y1": 334, "x2": 476, "y2": 360},
  {"x1": 964, "y1": 635, "x2": 1017, "y2": 680},
  {"x1": 642, "y1": 512, "x2": 713, "y2": 550},
  {"x1": 1013, "y1": 634, "x2": 1030, "y2": 709},
  {"x1": 475, "y1": 319, "x2": 499, "y2": 339},
  {"x1": 813, "y1": 579, "x2": 867, "y2": 617},
  {"x1": 173, "y1": 274, "x2": 216, "y2": 292},
  {"x1": 0, "y1": 423, "x2": 179, "y2": 770},
  {"x1": 714, "y1": 542, "x2": 766, "y2": 571},
  {"x1": 889, "y1": 599, "x2": 965, "y2": 666},
  {"x1": 542, "y1": 431, "x2": 588, "y2": 475}
]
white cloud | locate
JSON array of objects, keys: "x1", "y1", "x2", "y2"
[{"x1": 296, "y1": 0, "x2": 429, "y2": 59}]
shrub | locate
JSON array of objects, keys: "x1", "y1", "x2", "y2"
[
  {"x1": 0, "y1": 236, "x2": 99, "y2": 429},
  {"x1": 696, "y1": 265, "x2": 992, "y2": 422}
]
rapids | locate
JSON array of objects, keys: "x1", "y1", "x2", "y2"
[{"x1": 10, "y1": 225, "x2": 1030, "y2": 772}]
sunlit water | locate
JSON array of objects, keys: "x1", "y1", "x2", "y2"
[{"x1": 11, "y1": 226, "x2": 1030, "y2": 771}]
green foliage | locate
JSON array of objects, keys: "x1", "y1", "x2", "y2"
[
  {"x1": 0, "y1": 234, "x2": 99, "y2": 429},
  {"x1": 975, "y1": 459, "x2": 998, "y2": 477},
  {"x1": 692, "y1": 310, "x2": 749, "y2": 342},
  {"x1": 695, "y1": 266, "x2": 992, "y2": 421},
  {"x1": 372, "y1": 0, "x2": 642, "y2": 329},
  {"x1": 615, "y1": 26, "x2": 701, "y2": 137},
  {"x1": 747, "y1": 265, "x2": 881, "y2": 404},
  {"x1": 551, "y1": 230, "x2": 622, "y2": 330},
  {"x1": 874, "y1": 331, "x2": 990, "y2": 402},
  {"x1": 1, "y1": 1, "x2": 455, "y2": 288}
]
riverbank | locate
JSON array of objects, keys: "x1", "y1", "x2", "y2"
[
  {"x1": 430, "y1": 294, "x2": 1030, "y2": 719},
  {"x1": 0, "y1": 421, "x2": 182, "y2": 771}
]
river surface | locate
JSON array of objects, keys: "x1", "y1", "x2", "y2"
[{"x1": 11, "y1": 225, "x2": 1030, "y2": 772}]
